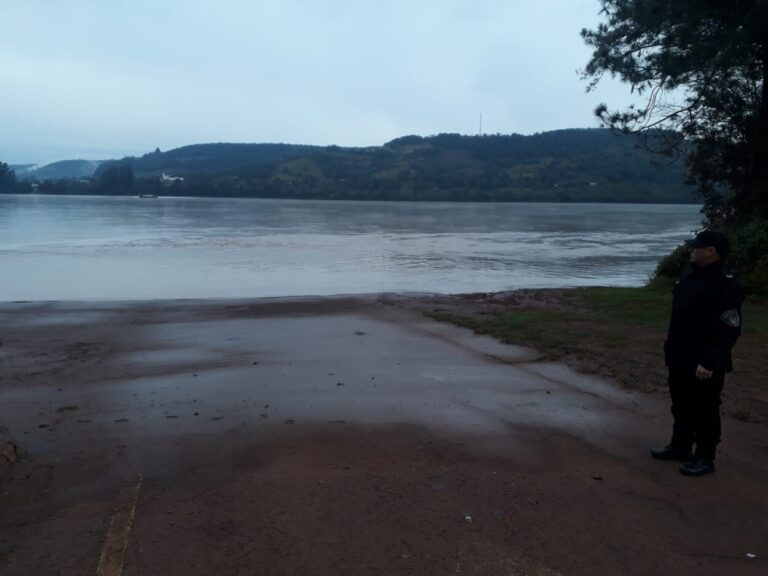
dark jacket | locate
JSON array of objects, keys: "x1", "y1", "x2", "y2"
[{"x1": 664, "y1": 261, "x2": 744, "y2": 372}]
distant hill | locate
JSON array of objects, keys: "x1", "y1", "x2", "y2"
[
  {"x1": 9, "y1": 164, "x2": 38, "y2": 177},
  {"x1": 11, "y1": 129, "x2": 698, "y2": 203},
  {"x1": 18, "y1": 159, "x2": 103, "y2": 180},
  {"x1": 116, "y1": 143, "x2": 321, "y2": 177}
]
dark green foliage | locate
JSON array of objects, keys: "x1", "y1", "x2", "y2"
[
  {"x1": 582, "y1": 0, "x2": 767, "y2": 223},
  {"x1": 36, "y1": 179, "x2": 95, "y2": 195},
  {"x1": 103, "y1": 143, "x2": 320, "y2": 177},
  {"x1": 98, "y1": 161, "x2": 134, "y2": 194},
  {"x1": 0, "y1": 161, "x2": 16, "y2": 192},
  {"x1": 725, "y1": 218, "x2": 768, "y2": 293},
  {"x1": 651, "y1": 244, "x2": 690, "y2": 285},
  {"x1": 9, "y1": 129, "x2": 694, "y2": 202},
  {"x1": 584, "y1": 0, "x2": 768, "y2": 293},
  {"x1": 85, "y1": 129, "x2": 692, "y2": 202}
]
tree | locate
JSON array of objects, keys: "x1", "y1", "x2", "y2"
[
  {"x1": 0, "y1": 161, "x2": 17, "y2": 193},
  {"x1": 581, "y1": 0, "x2": 768, "y2": 225},
  {"x1": 99, "y1": 162, "x2": 135, "y2": 194}
]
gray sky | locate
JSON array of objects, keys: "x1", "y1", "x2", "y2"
[{"x1": 1, "y1": 0, "x2": 637, "y2": 165}]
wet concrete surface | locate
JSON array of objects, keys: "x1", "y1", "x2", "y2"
[{"x1": 0, "y1": 296, "x2": 766, "y2": 575}]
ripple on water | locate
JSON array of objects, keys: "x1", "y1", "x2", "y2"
[{"x1": 0, "y1": 196, "x2": 701, "y2": 300}]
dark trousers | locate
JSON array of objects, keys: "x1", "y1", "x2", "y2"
[{"x1": 667, "y1": 366, "x2": 725, "y2": 461}]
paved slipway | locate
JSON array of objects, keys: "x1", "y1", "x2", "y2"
[{"x1": 0, "y1": 296, "x2": 766, "y2": 576}]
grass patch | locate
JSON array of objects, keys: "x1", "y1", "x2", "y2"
[
  {"x1": 572, "y1": 286, "x2": 670, "y2": 329},
  {"x1": 431, "y1": 286, "x2": 671, "y2": 359},
  {"x1": 430, "y1": 309, "x2": 582, "y2": 356}
]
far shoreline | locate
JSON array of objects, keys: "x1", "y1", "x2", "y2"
[{"x1": 0, "y1": 192, "x2": 703, "y2": 206}]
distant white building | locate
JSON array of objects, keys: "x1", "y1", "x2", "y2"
[{"x1": 161, "y1": 173, "x2": 184, "y2": 185}]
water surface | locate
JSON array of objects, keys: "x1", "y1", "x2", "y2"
[{"x1": 0, "y1": 195, "x2": 701, "y2": 301}]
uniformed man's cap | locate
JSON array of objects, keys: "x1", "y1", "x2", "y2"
[{"x1": 685, "y1": 230, "x2": 730, "y2": 258}]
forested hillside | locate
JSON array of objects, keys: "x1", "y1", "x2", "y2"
[
  {"x1": 9, "y1": 129, "x2": 696, "y2": 203},
  {"x1": 27, "y1": 160, "x2": 102, "y2": 180}
]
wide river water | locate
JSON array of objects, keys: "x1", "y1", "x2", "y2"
[{"x1": 0, "y1": 195, "x2": 701, "y2": 301}]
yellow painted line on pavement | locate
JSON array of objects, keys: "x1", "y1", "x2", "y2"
[{"x1": 96, "y1": 476, "x2": 143, "y2": 576}]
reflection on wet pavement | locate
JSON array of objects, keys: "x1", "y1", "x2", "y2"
[{"x1": 1, "y1": 304, "x2": 651, "y2": 461}]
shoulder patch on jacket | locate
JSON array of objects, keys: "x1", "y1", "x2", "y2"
[{"x1": 720, "y1": 309, "x2": 741, "y2": 328}]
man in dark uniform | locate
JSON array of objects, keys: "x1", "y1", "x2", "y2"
[{"x1": 651, "y1": 230, "x2": 744, "y2": 476}]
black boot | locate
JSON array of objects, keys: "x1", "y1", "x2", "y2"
[{"x1": 679, "y1": 458, "x2": 715, "y2": 476}]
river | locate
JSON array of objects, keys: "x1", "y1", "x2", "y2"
[{"x1": 0, "y1": 195, "x2": 701, "y2": 301}]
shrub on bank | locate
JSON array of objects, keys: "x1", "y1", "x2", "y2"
[
  {"x1": 651, "y1": 245, "x2": 689, "y2": 286},
  {"x1": 727, "y1": 219, "x2": 768, "y2": 294},
  {"x1": 651, "y1": 218, "x2": 768, "y2": 297}
]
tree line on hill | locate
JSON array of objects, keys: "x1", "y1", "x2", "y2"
[{"x1": 1, "y1": 129, "x2": 695, "y2": 203}]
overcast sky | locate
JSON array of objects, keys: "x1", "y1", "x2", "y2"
[{"x1": 0, "y1": 0, "x2": 639, "y2": 165}]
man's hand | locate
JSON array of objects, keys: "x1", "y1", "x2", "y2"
[{"x1": 695, "y1": 364, "x2": 714, "y2": 380}]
